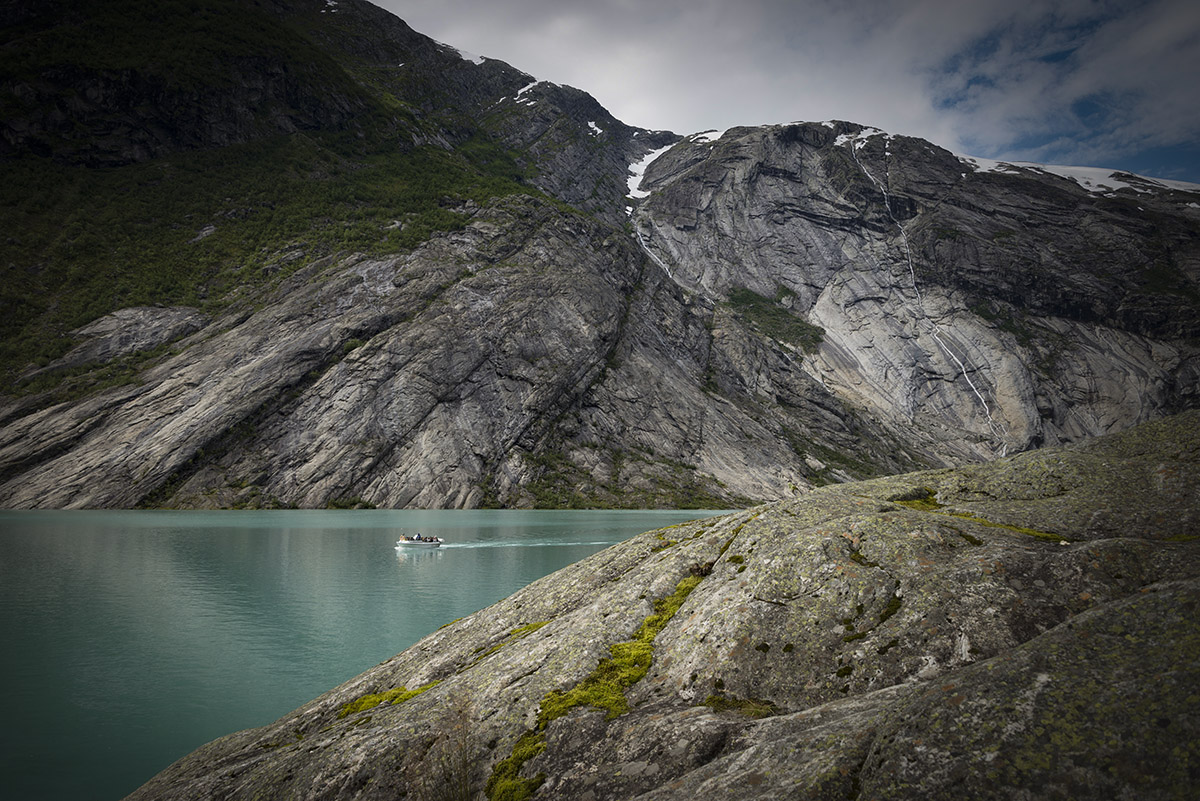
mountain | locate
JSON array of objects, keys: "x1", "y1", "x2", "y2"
[
  {"x1": 2, "y1": 0, "x2": 1199, "y2": 509},
  {"x1": 6, "y1": 2, "x2": 1199, "y2": 798},
  {"x1": 633, "y1": 124, "x2": 1200, "y2": 463},
  {"x1": 124, "y1": 409, "x2": 1200, "y2": 800}
]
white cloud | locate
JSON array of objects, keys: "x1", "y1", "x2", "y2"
[{"x1": 917, "y1": 0, "x2": 1200, "y2": 167}]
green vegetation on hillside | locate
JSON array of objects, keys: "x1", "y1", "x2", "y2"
[
  {"x1": 0, "y1": 131, "x2": 531, "y2": 384},
  {"x1": 0, "y1": 0, "x2": 540, "y2": 388},
  {"x1": 1, "y1": 0, "x2": 336, "y2": 88},
  {"x1": 518, "y1": 445, "x2": 744, "y2": 509},
  {"x1": 725, "y1": 287, "x2": 824, "y2": 352}
]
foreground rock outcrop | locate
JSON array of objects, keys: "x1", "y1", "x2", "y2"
[{"x1": 126, "y1": 410, "x2": 1200, "y2": 800}]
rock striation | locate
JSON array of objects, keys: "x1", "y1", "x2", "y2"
[
  {"x1": 124, "y1": 410, "x2": 1200, "y2": 800},
  {"x1": 1, "y1": 0, "x2": 1198, "y2": 509},
  {"x1": 26, "y1": 306, "x2": 208, "y2": 376},
  {"x1": 634, "y1": 122, "x2": 1200, "y2": 464}
]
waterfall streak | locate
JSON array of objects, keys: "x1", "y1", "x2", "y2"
[
  {"x1": 847, "y1": 136, "x2": 1006, "y2": 444},
  {"x1": 636, "y1": 224, "x2": 674, "y2": 281}
]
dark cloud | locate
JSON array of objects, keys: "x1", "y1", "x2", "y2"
[{"x1": 375, "y1": 0, "x2": 1200, "y2": 181}]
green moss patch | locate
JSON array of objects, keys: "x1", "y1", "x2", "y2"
[
  {"x1": 725, "y1": 287, "x2": 824, "y2": 353},
  {"x1": 651, "y1": 528, "x2": 680, "y2": 552},
  {"x1": 484, "y1": 730, "x2": 547, "y2": 801},
  {"x1": 957, "y1": 530, "x2": 984, "y2": 546},
  {"x1": 842, "y1": 586, "x2": 902, "y2": 643},
  {"x1": 509, "y1": 621, "x2": 550, "y2": 637},
  {"x1": 485, "y1": 574, "x2": 704, "y2": 799},
  {"x1": 337, "y1": 680, "x2": 440, "y2": 719},
  {"x1": 878, "y1": 591, "x2": 903, "y2": 625},
  {"x1": 538, "y1": 575, "x2": 702, "y2": 725},
  {"x1": 948, "y1": 511, "x2": 1067, "y2": 543},
  {"x1": 537, "y1": 639, "x2": 652, "y2": 723},
  {"x1": 891, "y1": 487, "x2": 944, "y2": 511},
  {"x1": 888, "y1": 488, "x2": 1067, "y2": 543}
]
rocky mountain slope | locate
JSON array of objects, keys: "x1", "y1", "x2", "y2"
[
  {"x1": 635, "y1": 123, "x2": 1200, "y2": 463},
  {"x1": 2, "y1": 0, "x2": 1199, "y2": 509},
  {"x1": 125, "y1": 409, "x2": 1200, "y2": 800}
]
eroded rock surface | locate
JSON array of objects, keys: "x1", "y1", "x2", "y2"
[
  {"x1": 38, "y1": 306, "x2": 207, "y2": 372},
  {"x1": 635, "y1": 122, "x2": 1200, "y2": 463},
  {"x1": 125, "y1": 411, "x2": 1200, "y2": 801},
  {"x1": 2, "y1": 4, "x2": 1198, "y2": 510},
  {"x1": 0, "y1": 190, "x2": 912, "y2": 509}
]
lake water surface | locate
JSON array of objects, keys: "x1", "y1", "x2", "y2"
[{"x1": 0, "y1": 509, "x2": 729, "y2": 801}]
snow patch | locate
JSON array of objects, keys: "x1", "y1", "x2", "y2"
[
  {"x1": 958, "y1": 155, "x2": 1200, "y2": 195},
  {"x1": 957, "y1": 155, "x2": 1022, "y2": 175},
  {"x1": 588, "y1": 121, "x2": 603, "y2": 136},
  {"x1": 834, "y1": 127, "x2": 885, "y2": 149},
  {"x1": 689, "y1": 129, "x2": 727, "y2": 143},
  {"x1": 439, "y1": 42, "x2": 487, "y2": 65},
  {"x1": 1027, "y1": 164, "x2": 1152, "y2": 193},
  {"x1": 628, "y1": 145, "x2": 674, "y2": 202},
  {"x1": 321, "y1": 0, "x2": 338, "y2": 11},
  {"x1": 512, "y1": 81, "x2": 546, "y2": 107}
]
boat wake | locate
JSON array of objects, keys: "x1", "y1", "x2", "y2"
[{"x1": 437, "y1": 540, "x2": 620, "y2": 550}]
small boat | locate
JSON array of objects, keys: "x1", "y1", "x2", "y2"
[{"x1": 396, "y1": 535, "x2": 444, "y2": 548}]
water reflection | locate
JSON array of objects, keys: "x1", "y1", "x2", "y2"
[{"x1": 393, "y1": 546, "x2": 444, "y2": 566}]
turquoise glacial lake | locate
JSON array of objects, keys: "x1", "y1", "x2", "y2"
[{"x1": 0, "y1": 509, "x2": 730, "y2": 801}]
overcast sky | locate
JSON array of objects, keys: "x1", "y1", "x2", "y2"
[{"x1": 375, "y1": 0, "x2": 1200, "y2": 184}]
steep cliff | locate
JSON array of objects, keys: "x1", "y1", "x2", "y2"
[
  {"x1": 2, "y1": 0, "x2": 1199, "y2": 509},
  {"x1": 0, "y1": 0, "x2": 377, "y2": 165},
  {"x1": 0, "y1": 190, "x2": 908, "y2": 509},
  {"x1": 634, "y1": 122, "x2": 1200, "y2": 464},
  {"x1": 124, "y1": 410, "x2": 1200, "y2": 800}
]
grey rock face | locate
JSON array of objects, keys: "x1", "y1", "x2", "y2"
[
  {"x1": 5, "y1": 113, "x2": 1199, "y2": 508},
  {"x1": 633, "y1": 122, "x2": 1200, "y2": 463},
  {"x1": 483, "y1": 79, "x2": 679, "y2": 227},
  {"x1": 5, "y1": 0, "x2": 1198, "y2": 509},
  {"x1": 33, "y1": 306, "x2": 207, "y2": 373},
  {"x1": 4, "y1": 193, "x2": 890, "y2": 508},
  {"x1": 123, "y1": 410, "x2": 1200, "y2": 801}
]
